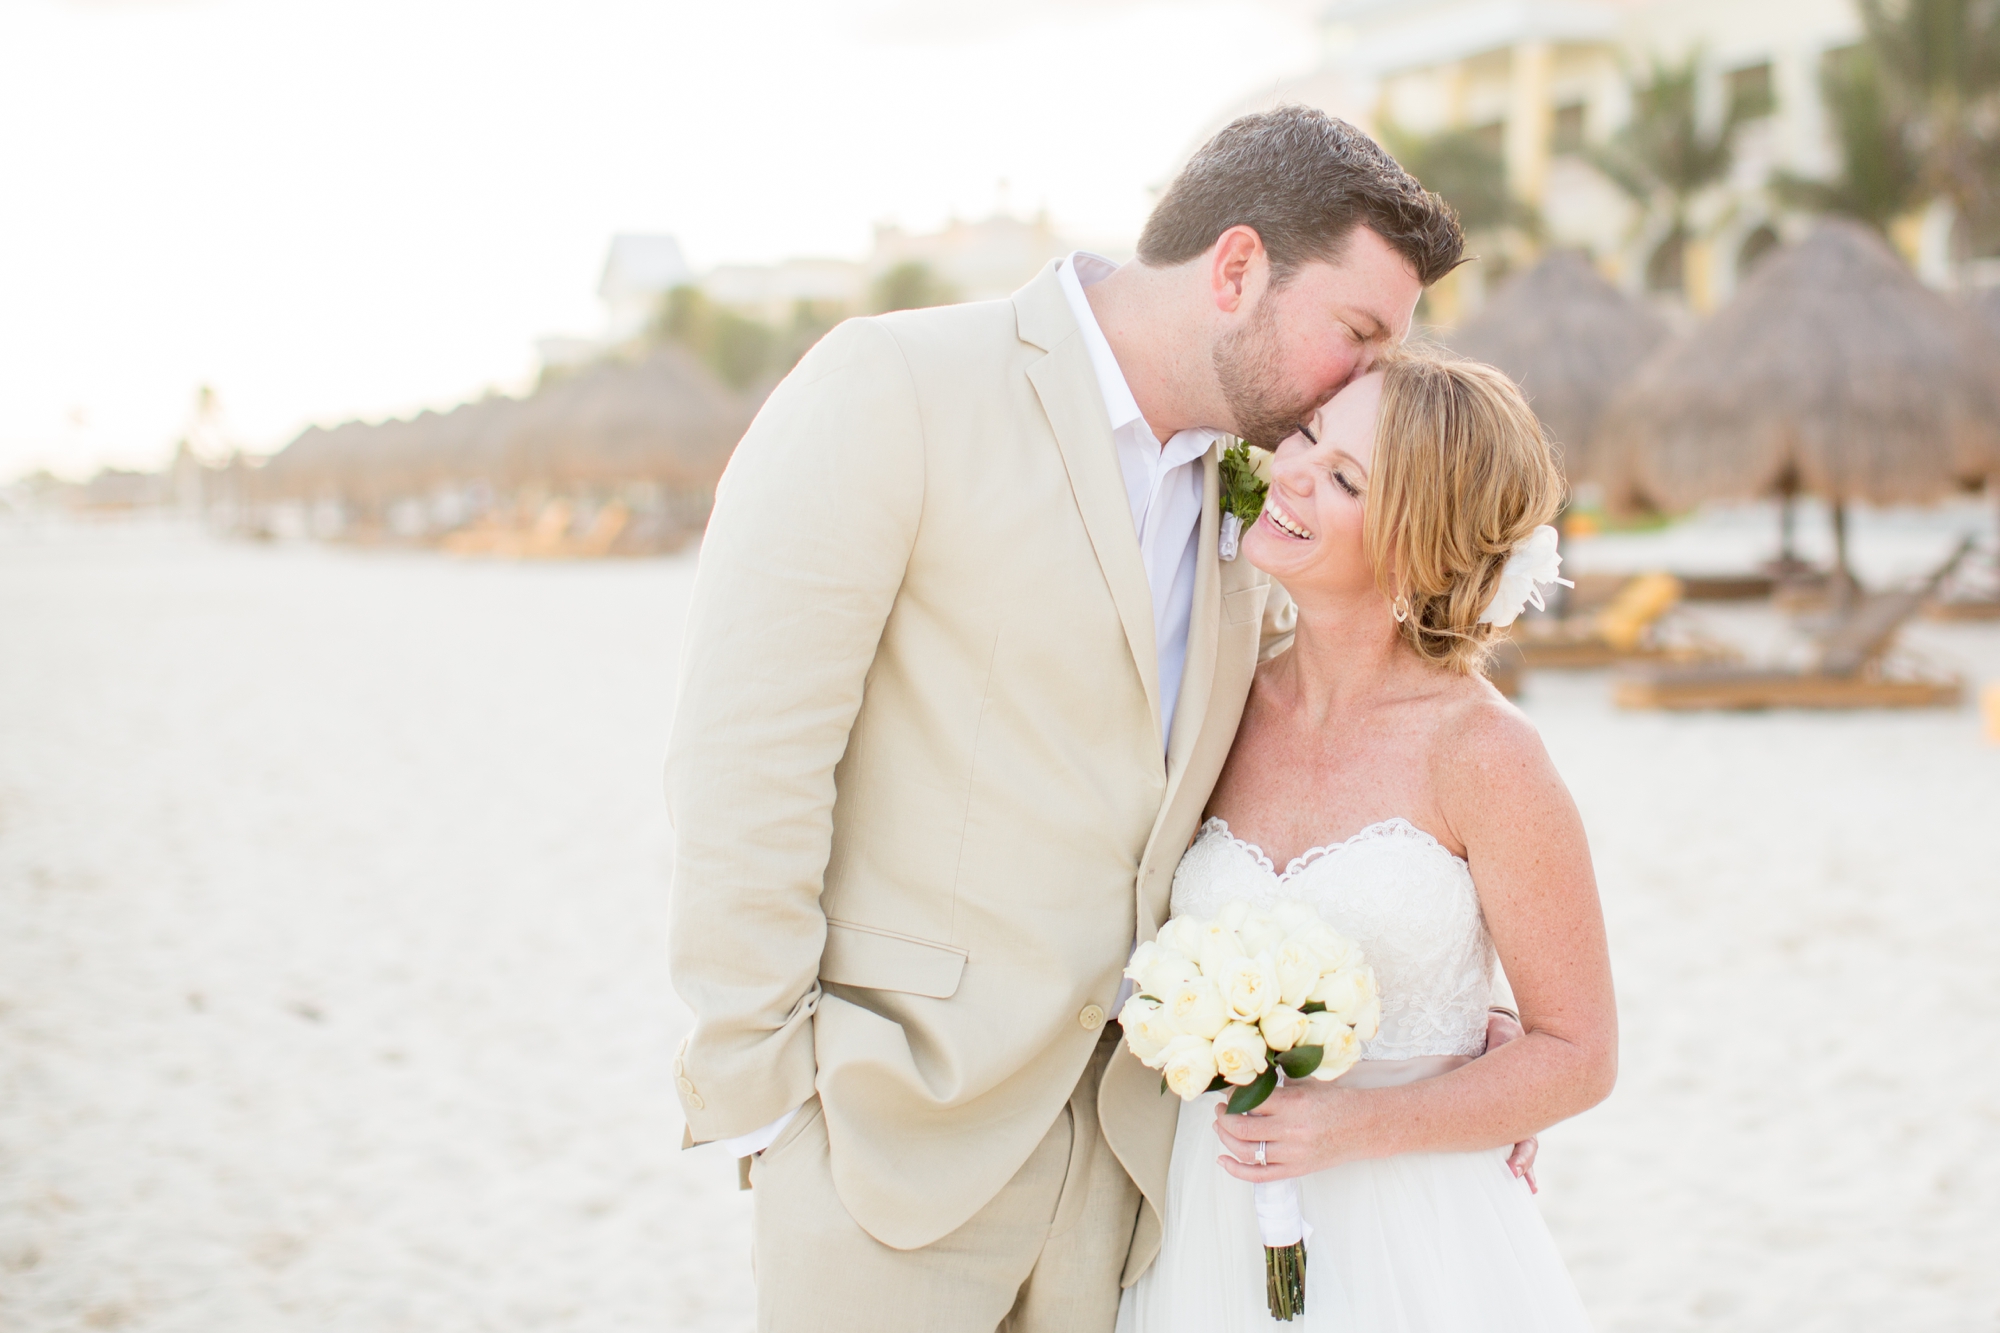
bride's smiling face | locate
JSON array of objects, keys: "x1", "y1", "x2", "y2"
[{"x1": 1241, "y1": 371, "x2": 1383, "y2": 598}]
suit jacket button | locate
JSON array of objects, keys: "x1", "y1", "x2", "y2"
[
  {"x1": 1079, "y1": 1004, "x2": 1106, "y2": 1031},
  {"x1": 687, "y1": 1092, "x2": 705, "y2": 1111},
  {"x1": 676, "y1": 1076, "x2": 695, "y2": 1096}
]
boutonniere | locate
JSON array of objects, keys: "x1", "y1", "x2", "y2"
[{"x1": 1217, "y1": 439, "x2": 1272, "y2": 562}]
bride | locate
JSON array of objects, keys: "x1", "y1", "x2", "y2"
[{"x1": 1118, "y1": 350, "x2": 1617, "y2": 1332}]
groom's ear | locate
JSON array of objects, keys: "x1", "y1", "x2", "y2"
[{"x1": 1208, "y1": 226, "x2": 1270, "y2": 314}]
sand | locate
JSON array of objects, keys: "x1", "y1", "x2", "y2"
[{"x1": 2, "y1": 508, "x2": 1996, "y2": 1332}]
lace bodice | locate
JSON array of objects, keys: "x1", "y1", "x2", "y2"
[{"x1": 1169, "y1": 817, "x2": 1496, "y2": 1060}]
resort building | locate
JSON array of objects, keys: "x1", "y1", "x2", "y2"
[
  {"x1": 598, "y1": 234, "x2": 694, "y2": 343},
  {"x1": 1261, "y1": 0, "x2": 1883, "y2": 318}
]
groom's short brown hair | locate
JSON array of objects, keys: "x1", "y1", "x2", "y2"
[{"x1": 1138, "y1": 105, "x2": 1464, "y2": 287}]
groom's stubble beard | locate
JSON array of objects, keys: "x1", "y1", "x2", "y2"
[{"x1": 1212, "y1": 285, "x2": 1324, "y2": 447}]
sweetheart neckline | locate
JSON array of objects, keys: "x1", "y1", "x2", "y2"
[{"x1": 1198, "y1": 815, "x2": 1469, "y2": 883}]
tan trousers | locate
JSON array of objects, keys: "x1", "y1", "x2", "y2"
[{"x1": 749, "y1": 1035, "x2": 1141, "y2": 1333}]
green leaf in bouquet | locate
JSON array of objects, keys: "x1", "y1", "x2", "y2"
[
  {"x1": 1275, "y1": 1044, "x2": 1324, "y2": 1079},
  {"x1": 1225, "y1": 1065, "x2": 1279, "y2": 1115},
  {"x1": 1299, "y1": 1001, "x2": 1326, "y2": 1014},
  {"x1": 1205, "y1": 1074, "x2": 1230, "y2": 1093}
]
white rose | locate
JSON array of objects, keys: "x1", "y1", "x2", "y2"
[
  {"x1": 1195, "y1": 921, "x2": 1247, "y2": 976},
  {"x1": 1310, "y1": 966, "x2": 1380, "y2": 1033},
  {"x1": 1162, "y1": 976, "x2": 1230, "y2": 1040},
  {"x1": 1237, "y1": 915, "x2": 1288, "y2": 959},
  {"x1": 1302, "y1": 1012, "x2": 1361, "y2": 1081},
  {"x1": 1217, "y1": 900, "x2": 1253, "y2": 932},
  {"x1": 1124, "y1": 940, "x2": 1169, "y2": 984},
  {"x1": 1273, "y1": 938, "x2": 1321, "y2": 1008},
  {"x1": 1117, "y1": 995, "x2": 1177, "y2": 1069},
  {"x1": 1259, "y1": 1003, "x2": 1308, "y2": 1053},
  {"x1": 1296, "y1": 922, "x2": 1356, "y2": 973},
  {"x1": 1270, "y1": 900, "x2": 1319, "y2": 932},
  {"x1": 1349, "y1": 971, "x2": 1382, "y2": 1041},
  {"x1": 1124, "y1": 942, "x2": 1199, "y2": 1000},
  {"x1": 1159, "y1": 1035, "x2": 1219, "y2": 1100},
  {"x1": 1215, "y1": 952, "x2": 1281, "y2": 1024},
  {"x1": 1211, "y1": 1021, "x2": 1269, "y2": 1086},
  {"x1": 1302, "y1": 1009, "x2": 1344, "y2": 1050},
  {"x1": 1155, "y1": 916, "x2": 1207, "y2": 961},
  {"x1": 1247, "y1": 445, "x2": 1274, "y2": 484}
]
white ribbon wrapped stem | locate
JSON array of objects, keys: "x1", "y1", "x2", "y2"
[
  {"x1": 1250, "y1": 1070, "x2": 1311, "y2": 1248},
  {"x1": 1253, "y1": 1178, "x2": 1311, "y2": 1247}
]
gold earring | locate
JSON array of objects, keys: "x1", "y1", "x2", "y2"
[{"x1": 1392, "y1": 594, "x2": 1411, "y2": 623}]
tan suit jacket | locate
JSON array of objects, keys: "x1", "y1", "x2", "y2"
[{"x1": 666, "y1": 261, "x2": 1292, "y2": 1272}]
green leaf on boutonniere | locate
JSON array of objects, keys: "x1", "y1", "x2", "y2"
[{"x1": 1218, "y1": 438, "x2": 1269, "y2": 527}]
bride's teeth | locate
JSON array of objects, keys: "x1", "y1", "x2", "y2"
[{"x1": 1269, "y1": 505, "x2": 1313, "y2": 540}]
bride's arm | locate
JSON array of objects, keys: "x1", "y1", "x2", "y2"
[{"x1": 1214, "y1": 699, "x2": 1617, "y2": 1180}]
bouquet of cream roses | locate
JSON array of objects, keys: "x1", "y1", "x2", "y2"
[{"x1": 1117, "y1": 899, "x2": 1380, "y2": 1322}]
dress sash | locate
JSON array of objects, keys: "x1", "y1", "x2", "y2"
[{"x1": 1330, "y1": 1053, "x2": 1474, "y2": 1089}]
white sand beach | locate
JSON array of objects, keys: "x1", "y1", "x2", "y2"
[{"x1": 2, "y1": 512, "x2": 1997, "y2": 1332}]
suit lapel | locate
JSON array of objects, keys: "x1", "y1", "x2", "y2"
[
  {"x1": 1018, "y1": 272, "x2": 1162, "y2": 740},
  {"x1": 1130, "y1": 447, "x2": 1223, "y2": 937}
]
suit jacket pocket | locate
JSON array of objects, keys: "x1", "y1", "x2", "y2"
[
  {"x1": 1223, "y1": 585, "x2": 1267, "y2": 625},
  {"x1": 820, "y1": 920, "x2": 968, "y2": 999}
]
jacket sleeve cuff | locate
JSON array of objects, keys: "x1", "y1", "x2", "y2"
[{"x1": 714, "y1": 1106, "x2": 800, "y2": 1158}]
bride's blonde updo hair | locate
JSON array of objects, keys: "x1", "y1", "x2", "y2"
[{"x1": 1363, "y1": 348, "x2": 1566, "y2": 675}]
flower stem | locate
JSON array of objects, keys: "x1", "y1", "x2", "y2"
[{"x1": 1265, "y1": 1242, "x2": 1307, "y2": 1321}]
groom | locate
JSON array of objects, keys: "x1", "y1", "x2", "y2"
[{"x1": 668, "y1": 108, "x2": 1464, "y2": 1331}]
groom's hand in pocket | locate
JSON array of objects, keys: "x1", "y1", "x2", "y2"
[{"x1": 1485, "y1": 1010, "x2": 1539, "y2": 1193}]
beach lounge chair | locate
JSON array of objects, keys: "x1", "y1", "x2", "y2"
[
  {"x1": 1614, "y1": 539, "x2": 1974, "y2": 710},
  {"x1": 1924, "y1": 540, "x2": 2000, "y2": 620}
]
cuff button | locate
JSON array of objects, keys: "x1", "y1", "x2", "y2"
[{"x1": 1079, "y1": 1004, "x2": 1106, "y2": 1030}]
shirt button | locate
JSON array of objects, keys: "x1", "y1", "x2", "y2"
[{"x1": 1079, "y1": 1004, "x2": 1106, "y2": 1031}]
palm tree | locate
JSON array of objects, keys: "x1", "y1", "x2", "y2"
[
  {"x1": 1772, "y1": 45, "x2": 1926, "y2": 232},
  {"x1": 1591, "y1": 52, "x2": 1751, "y2": 295},
  {"x1": 1379, "y1": 124, "x2": 1541, "y2": 237},
  {"x1": 1857, "y1": 0, "x2": 2000, "y2": 265},
  {"x1": 651, "y1": 286, "x2": 780, "y2": 392},
  {"x1": 869, "y1": 262, "x2": 958, "y2": 314}
]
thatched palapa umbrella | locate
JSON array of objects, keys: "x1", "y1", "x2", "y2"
[
  {"x1": 1601, "y1": 219, "x2": 2000, "y2": 586},
  {"x1": 1447, "y1": 250, "x2": 1670, "y2": 489},
  {"x1": 496, "y1": 345, "x2": 751, "y2": 491}
]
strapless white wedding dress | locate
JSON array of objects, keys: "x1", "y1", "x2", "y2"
[{"x1": 1116, "y1": 817, "x2": 1593, "y2": 1333}]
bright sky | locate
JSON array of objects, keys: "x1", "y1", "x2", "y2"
[{"x1": 0, "y1": 0, "x2": 1322, "y2": 480}]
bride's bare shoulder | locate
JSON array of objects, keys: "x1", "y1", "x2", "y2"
[{"x1": 1425, "y1": 671, "x2": 1562, "y2": 809}]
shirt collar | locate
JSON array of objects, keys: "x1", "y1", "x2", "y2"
[{"x1": 1055, "y1": 251, "x2": 1147, "y2": 434}]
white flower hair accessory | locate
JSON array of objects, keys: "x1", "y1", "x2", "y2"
[{"x1": 1477, "y1": 524, "x2": 1574, "y2": 627}]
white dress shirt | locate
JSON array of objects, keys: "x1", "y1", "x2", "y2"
[
  {"x1": 715, "y1": 254, "x2": 1217, "y2": 1160},
  {"x1": 1055, "y1": 251, "x2": 1222, "y2": 756}
]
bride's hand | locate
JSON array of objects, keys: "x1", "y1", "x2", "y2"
[
  {"x1": 1211, "y1": 1083, "x2": 1369, "y2": 1182},
  {"x1": 1485, "y1": 1011, "x2": 1540, "y2": 1193}
]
